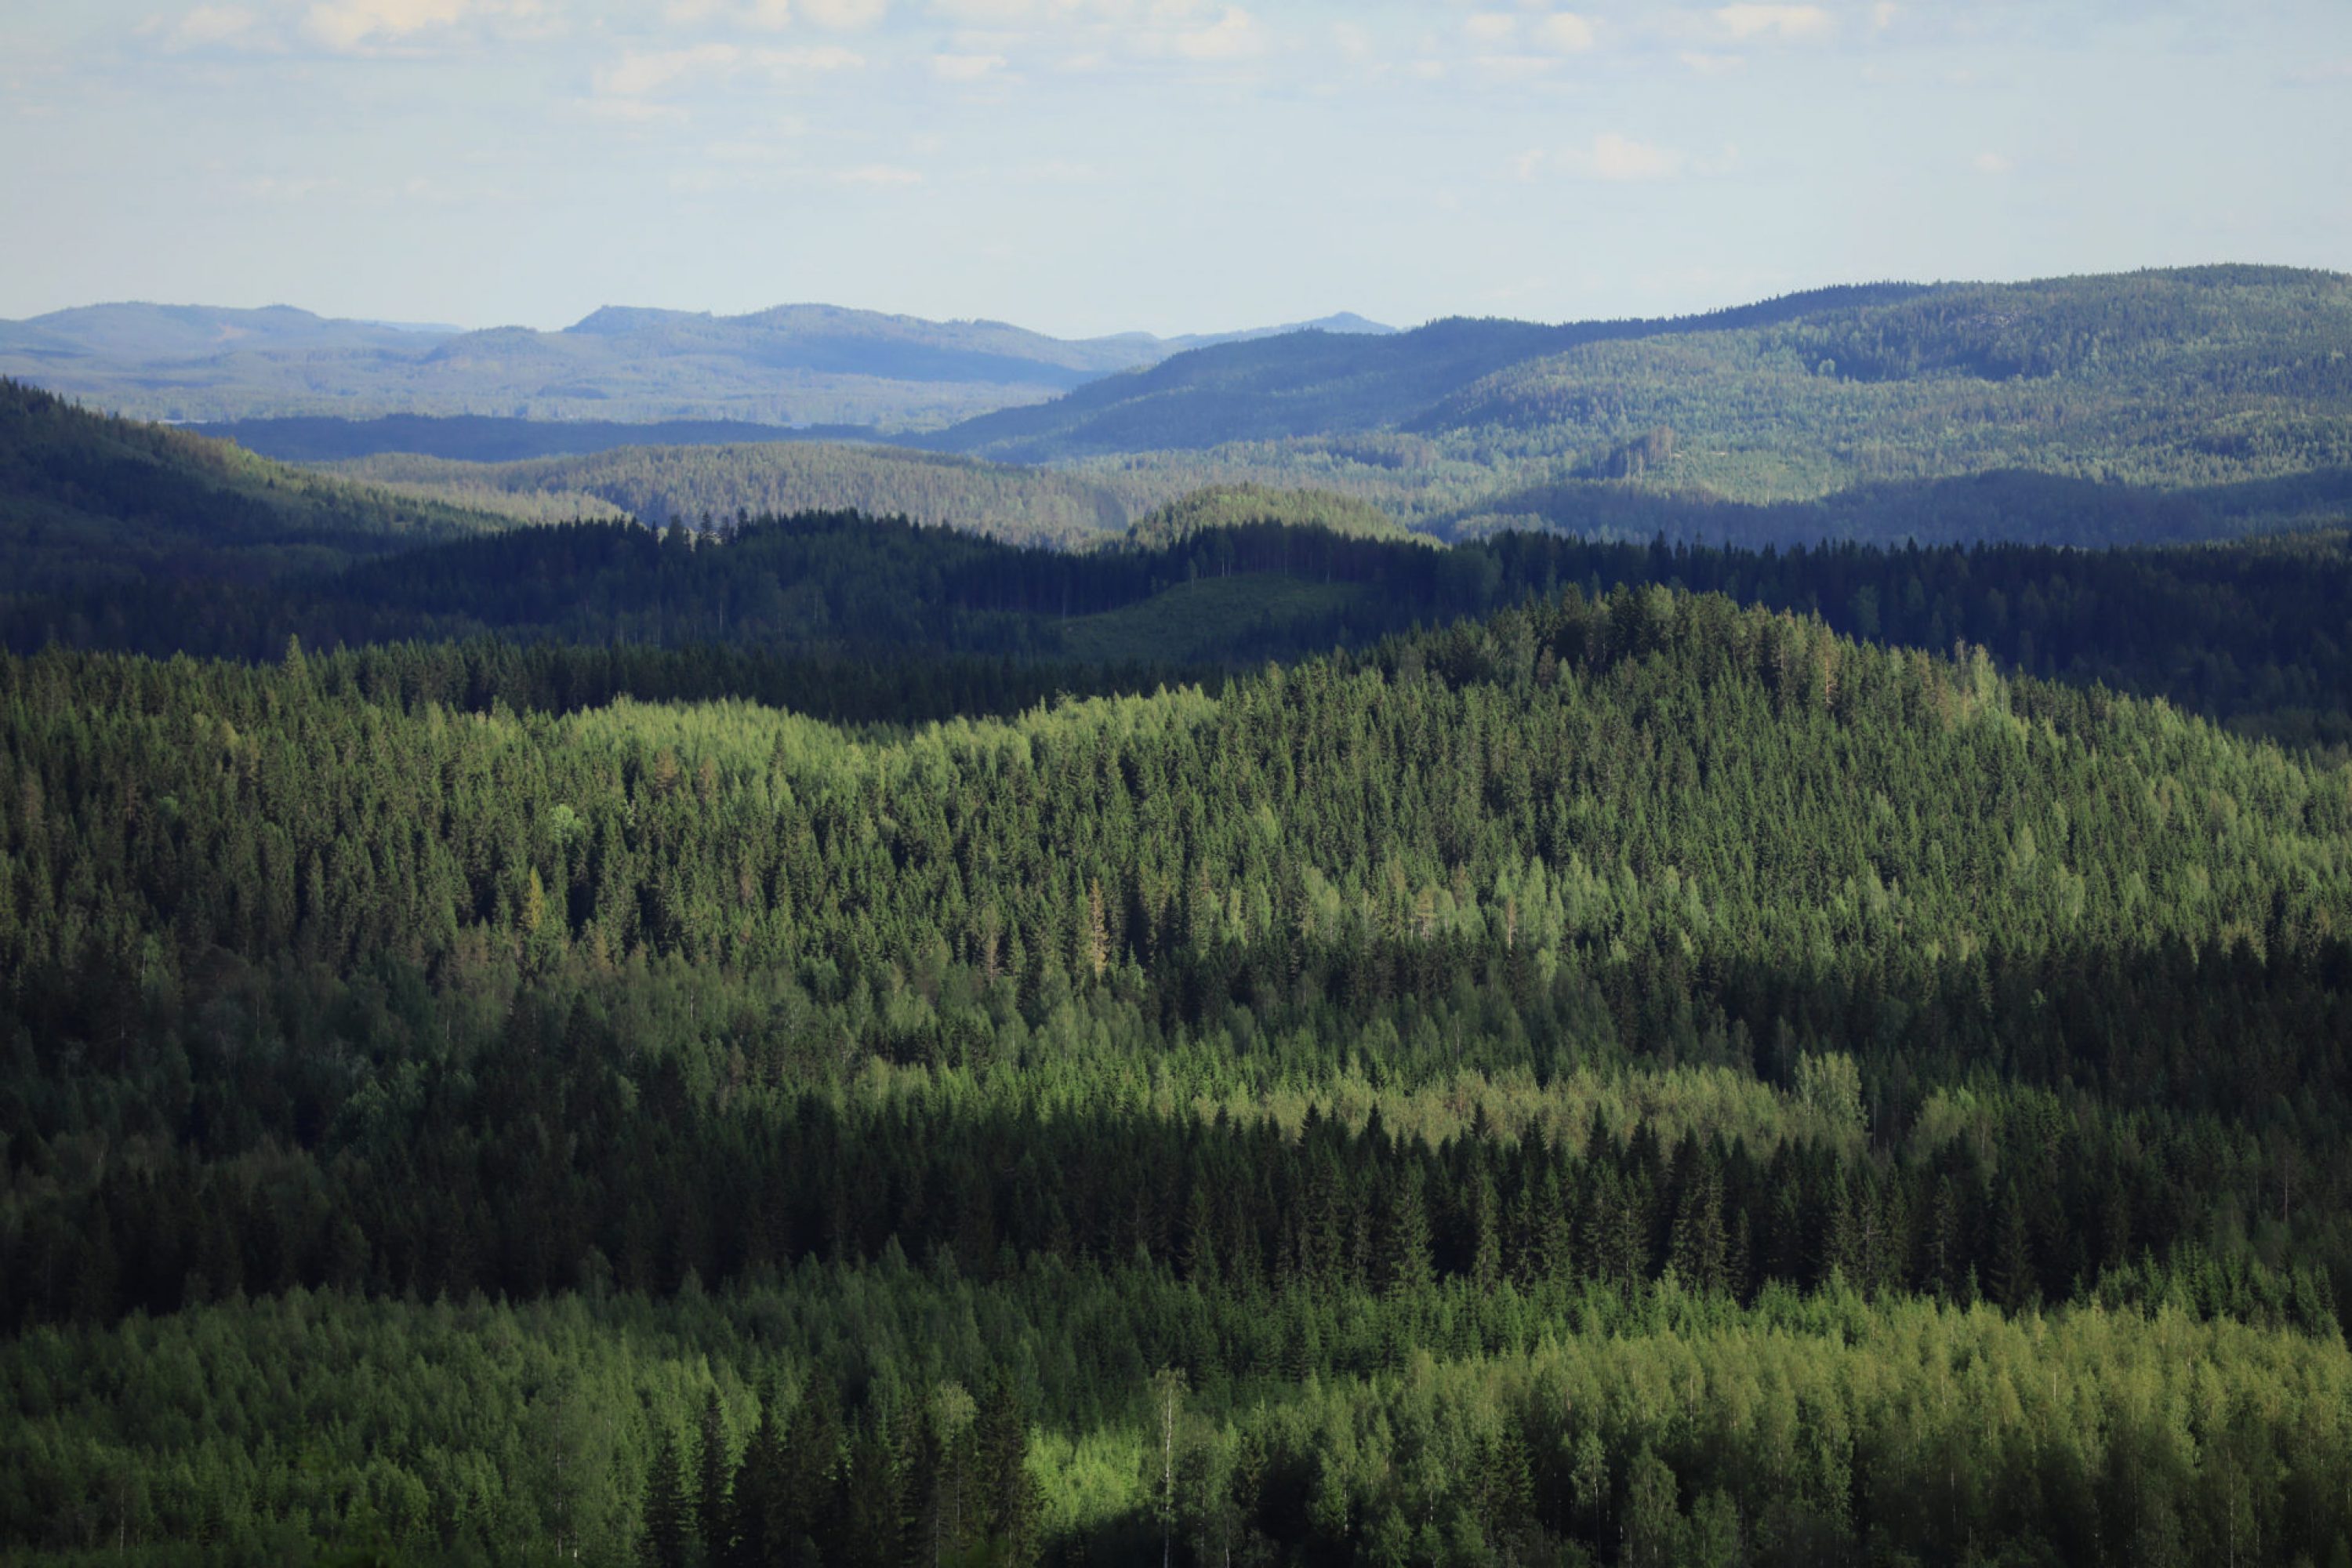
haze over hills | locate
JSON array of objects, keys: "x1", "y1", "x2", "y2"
[
  {"x1": 238, "y1": 267, "x2": 2352, "y2": 553},
  {"x1": 325, "y1": 441, "x2": 1154, "y2": 543},
  {"x1": 947, "y1": 265, "x2": 2352, "y2": 543},
  {"x1": 0, "y1": 299, "x2": 1396, "y2": 432},
  {"x1": 927, "y1": 266, "x2": 2352, "y2": 481},
  {"x1": 924, "y1": 281, "x2": 1935, "y2": 460},
  {"x1": 189, "y1": 413, "x2": 846, "y2": 466},
  {"x1": 32, "y1": 266, "x2": 2347, "y2": 560}
]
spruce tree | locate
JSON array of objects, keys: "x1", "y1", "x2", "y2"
[
  {"x1": 695, "y1": 1387, "x2": 731, "y2": 1563},
  {"x1": 975, "y1": 1370, "x2": 1040, "y2": 1566},
  {"x1": 639, "y1": 1428, "x2": 688, "y2": 1568}
]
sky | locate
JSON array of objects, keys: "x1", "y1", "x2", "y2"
[{"x1": 2, "y1": 0, "x2": 2348, "y2": 339}]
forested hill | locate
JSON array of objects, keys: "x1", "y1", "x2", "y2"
[
  {"x1": 0, "y1": 379, "x2": 511, "y2": 601},
  {"x1": 1126, "y1": 483, "x2": 1421, "y2": 545},
  {"x1": 193, "y1": 412, "x2": 844, "y2": 465},
  {"x1": 924, "y1": 267, "x2": 2352, "y2": 542},
  {"x1": 928, "y1": 282, "x2": 1929, "y2": 461},
  {"x1": 16, "y1": 503, "x2": 2352, "y2": 754},
  {"x1": 7, "y1": 593, "x2": 2352, "y2": 1557},
  {"x1": 160, "y1": 269, "x2": 2352, "y2": 554},
  {"x1": 323, "y1": 440, "x2": 1149, "y2": 541},
  {"x1": 13, "y1": 277, "x2": 2352, "y2": 1562}
]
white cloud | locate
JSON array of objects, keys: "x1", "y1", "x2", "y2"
[
  {"x1": 302, "y1": 0, "x2": 466, "y2": 51},
  {"x1": 802, "y1": 0, "x2": 887, "y2": 26},
  {"x1": 1521, "y1": 132, "x2": 1686, "y2": 183},
  {"x1": 597, "y1": 42, "x2": 738, "y2": 96},
  {"x1": 1465, "y1": 13, "x2": 1518, "y2": 46},
  {"x1": 1163, "y1": 5, "x2": 1261, "y2": 61},
  {"x1": 1679, "y1": 50, "x2": 1742, "y2": 75},
  {"x1": 1531, "y1": 13, "x2": 1595, "y2": 53},
  {"x1": 594, "y1": 42, "x2": 862, "y2": 101},
  {"x1": 931, "y1": 49, "x2": 1006, "y2": 78},
  {"x1": 917, "y1": 0, "x2": 1264, "y2": 68},
  {"x1": 169, "y1": 5, "x2": 265, "y2": 47},
  {"x1": 585, "y1": 94, "x2": 688, "y2": 122},
  {"x1": 1579, "y1": 132, "x2": 1682, "y2": 180},
  {"x1": 1971, "y1": 151, "x2": 2013, "y2": 175},
  {"x1": 1712, "y1": 4, "x2": 1832, "y2": 42},
  {"x1": 666, "y1": 0, "x2": 795, "y2": 29},
  {"x1": 749, "y1": 42, "x2": 865, "y2": 74},
  {"x1": 835, "y1": 162, "x2": 924, "y2": 186},
  {"x1": 1871, "y1": 2, "x2": 1898, "y2": 29},
  {"x1": 1465, "y1": 8, "x2": 1592, "y2": 71},
  {"x1": 923, "y1": 0, "x2": 1156, "y2": 24},
  {"x1": 1331, "y1": 20, "x2": 1372, "y2": 61},
  {"x1": 926, "y1": 0, "x2": 1059, "y2": 18}
]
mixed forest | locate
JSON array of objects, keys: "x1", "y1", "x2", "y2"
[{"x1": 5, "y1": 267, "x2": 2352, "y2": 1568}]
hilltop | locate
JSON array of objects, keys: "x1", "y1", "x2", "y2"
[
  {"x1": 0, "y1": 379, "x2": 511, "y2": 612},
  {"x1": 321, "y1": 441, "x2": 1154, "y2": 543},
  {"x1": 0, "y1": 299, "x2": 1395, "y2": 431},
  {"x1": 928, "y1": 266, "x2": 2352, "y2": 544}
]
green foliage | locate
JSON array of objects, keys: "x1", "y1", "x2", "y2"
[
  {"x1": 935, "y1": 284, "x2": 1929, "y2": 461},
  {"x1": 26, "y1": 505, "x2": 2352, "y2": 761},
  {"x1": 5, "y1": 590, "x2": 2352, "y2": 1349},
  {"x1": 0, "y1": 379, "x2": 513, "y2": 605},
  {"x1": 197, "y1": 412, "x2": 828, "y2": 464},
  {"x1": 933, "y1": 267, "x2": 2352, "y2": 546},
  {"x1": 9, "y1": 341, "x2": 2352, "y2": 1560},
  {"x1": 325, "y1": 440, "x2": 1150, "y2": 546},
  {"x1": 1126, "y1": 483, "x2": 1417, "y2": 546},
  {"x1": 5, "y1": 1281, "x2": 2350, "y2": 1565}
]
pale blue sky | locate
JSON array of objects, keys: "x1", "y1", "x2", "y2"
[{"x1": 3, "y1": 0, "x2": 2347, "y2": 337}]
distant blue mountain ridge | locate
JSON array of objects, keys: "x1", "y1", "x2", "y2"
[{"x1": 0, "y1": 299, "x2": 1396, "y2": 429}]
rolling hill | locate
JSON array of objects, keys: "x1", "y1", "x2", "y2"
[
  {"x1": 9, "y1": 579, "x2": 2352, "y2": 1559},
  {"x1": 931, "y1": 267, "x2": 2352, "y2": 545},
  {"x1": 187, "y1": 413, "x2": 840, "y2": 464},
  {"x1": 926, "y1": 282, "x2": 1932, "y2": 460},
  {"x1": 0, "y1": 299, "x2": 1394, "y2": 431},
  {"x1": 321, "y1": 441, "x2": 1158, "y2": 543},
  {"x1": 91, "y1": 269, "x2": 2350, "y2": 559},
  {"x1": 0, "y1": 378, "x2": 511, "y2": 605}
]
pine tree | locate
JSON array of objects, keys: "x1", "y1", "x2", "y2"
[
  {"x1": 639, "y1": 1428, "x2": 689, "y2": 1568},
  {"x1": 1989, "y1": 1177, "x2": 2039, "y2": 1312},
  {"x1": 695, "y1": 1386, "x2": 731, "y2": 1563},
  {"x1": 1150, "y1": 1367, "x2": 1188, "y2": 1568},
  {"x1": 727, "y1": 1386, "x2": 788, "y2": 1568},
  {"x1": 1385, "y1": 1171, "x2": 1436, "y2": 1298},
  {"x1": 781, "y1": 1373, "x2": 842, "y2": 1563},
  {"x1": 975, "y1": 1370, "x2": 1040, "y2": 1565},
  {"x1": 1083, "y1": 877, "x2": 1111, "y2": 981}
]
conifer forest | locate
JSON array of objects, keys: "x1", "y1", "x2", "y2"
[{"x1": 6, "y1": 259, "x2": 2352, "y2": 1565}]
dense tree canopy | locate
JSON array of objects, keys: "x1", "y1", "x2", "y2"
[
  {"x1": 5, "y1": 573, "x2": 2352, "y2": 1560},
  {"x1": 7, "y1": 342, "x2": 2352, "y2": 1560}
]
